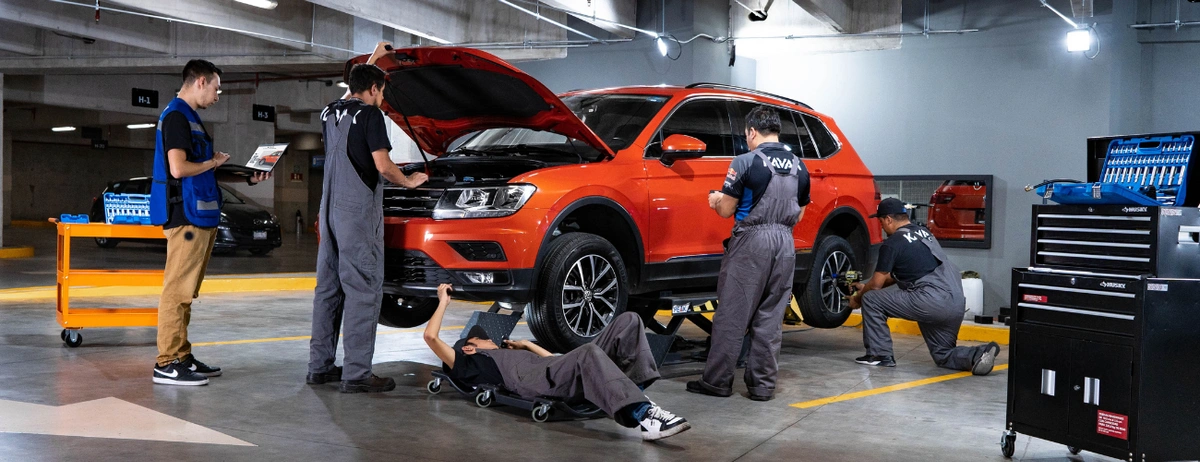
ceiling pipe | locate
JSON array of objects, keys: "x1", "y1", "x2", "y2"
[{"x1": 495, "y1": 0, "x2": 600, "y2": 41}]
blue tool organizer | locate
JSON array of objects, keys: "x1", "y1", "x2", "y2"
[
  {"x1": 102, "y1": 192, "x2": 152, "y2": 225},
  {"x1": 1037, "y1": 134, "x2": 1195, "y2": 206}
]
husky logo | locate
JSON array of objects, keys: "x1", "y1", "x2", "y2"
[
  {"x1": 768, "y1": 156, "x2": 794, "y2": 171},
  {"x1": 1122, "y1": 207, "x2": 1147, "y2": 213},
  {"x1": 1100, "y1": 281, "x2": 1127, "y2": 289}
]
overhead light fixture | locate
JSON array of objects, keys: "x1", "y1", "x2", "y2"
[
  {"x1": 52, "y1": 126, "x2": 76, "y2": 132},
  {"x1": 1066, "y1": 29, "x2": 1092, "y2": 52},
  {"x1": 127, "y1": 123, "x2": 156, "y2": 130},
  {"x1": 336, "y1": 81, "x2": 348, "y2": 88},
  {"x1": 234, "y1": 0, "x2": 277, "y2": 9},
  {"x1": 656, "y1": 36, "x2": 668, "y2": 56}
]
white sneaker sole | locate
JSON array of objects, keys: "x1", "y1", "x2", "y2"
[
  {"x1": 153, "y1": 376, "x2": 209, "y2": 386},
  {"x1": 642, "y1": 421, "x2": 692, "y2": 441}
]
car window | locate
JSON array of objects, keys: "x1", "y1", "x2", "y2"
[
  {"x1": 799, "y1": 113, "x2": 841, "y2": 158},
  {"x1": 220, "y1": 186, "x2": 245, "y2": 204},
  {"x1": 647, "y1": 99, "x2": 734, "y2": 158},
  {"x1": 562, "y1": 94, "x2": 668, "y2": 152},
  {"x1": 729, "y1": 102, "x2": 815, "y2": 158}
]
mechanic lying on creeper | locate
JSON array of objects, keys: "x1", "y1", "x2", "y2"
[{"x1": 422, "y1": 284, "x2": 691, "y2": 441}]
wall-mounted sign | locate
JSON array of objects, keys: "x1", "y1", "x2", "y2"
[
  {"x1": 92, "y1": 139, "x2": 108, "y2": 150},
  {"x1": 290, "y1": 172, "x2": 303, "y2": 182},
  {"x1": 252, "y1": 104, "x2": 276, "y2": 122},
  {"x1": 132, "y1": 88, "x2": 159, "y2": 108}
]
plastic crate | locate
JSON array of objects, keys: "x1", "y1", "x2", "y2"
[
  {"x1": 102, "y1": 192, "x2": 152, "y2": 225},
  {"x1": 59, "y1": 214, "x2": 90, "y2": 224}
]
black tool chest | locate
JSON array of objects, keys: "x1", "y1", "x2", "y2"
[{"x1": 1003, "y1": 204, "x2": 1200, "y2": 461}]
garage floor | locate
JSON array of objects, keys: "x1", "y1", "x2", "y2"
[{"x1": 0, "y1": 284, "x2": 1120, "y2": 462}]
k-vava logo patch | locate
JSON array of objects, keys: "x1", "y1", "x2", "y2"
[
  {"x1": 1100, "y1": 281, "x2": 1127, "y2": 289},
  {"x1": 767, "y1": 156, "x2": 794, "y2": 171}
]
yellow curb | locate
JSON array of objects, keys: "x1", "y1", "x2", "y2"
[
  {"x1": 8, "y1": 220, "x2": 55, "y2": 229},
  {"x1": 845, "y1": 312, "x2": 1009, "y2": 345},
  {"x1": 0, "y1": 246, "x2": 34, "y2": 259},
  {"x1": 790, "y1": 364, "x2": 1009, "y2": 409},
  {"x1": 0, "y1": 276, "x2": 317, "y2": 302}
]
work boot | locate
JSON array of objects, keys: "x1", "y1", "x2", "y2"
[
  {"x1": 855, "y1": 354, "x2": 896, "y2": 367},
  {"x1": 340, "y1": 374, "x2": 396, "y2": 393},
  {"x1": 685, "y1": 380, "x2": 733, "y2": 397},
  {"x1": 306, "y1": 366, "x2": 342, "y2": 385},
  {"x1": 972, "y1": 343, "x2": 1000, "y2": 376},
  {"x1": 639, "y1": 405, "x2": 691, "y2": 441},
  {"x1": 181, "y1": 355, "x2": 222, "y2": 377}
]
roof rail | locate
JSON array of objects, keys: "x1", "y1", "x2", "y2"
[{"x1": 684, "y1": 83, "x2": 812, "y2": 110}]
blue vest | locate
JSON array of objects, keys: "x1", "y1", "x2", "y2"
[{"x1": 151, "y1": 98, "x2": 222, "y2": 227}]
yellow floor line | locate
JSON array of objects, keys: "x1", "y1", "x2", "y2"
[
  {"x1": 845, "y1": 312, "x2": 1010, "y2": 345},
  {"x1": 790, "y1": 364, "x2": 1009, "y2": 409},
  {"x1": 192, "y1": 322, "x2": 527, "y2": 347},
  {"x1": 0, "y1": 276, "x2": 318, "y2": 302},
  {"x1": 0, "y1": 247, "x2": 33, "y2": 259}
]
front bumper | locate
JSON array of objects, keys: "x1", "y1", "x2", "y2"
[
  {"x1": 214, "y1": 225, "x2": 283, "y2": 249},
  {"x1": 382, "y1": 249, "x2": 535, "y2": 303}
]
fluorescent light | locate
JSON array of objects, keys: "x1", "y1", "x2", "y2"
[
  {"x1": 656, "y1": 36, "x2": 668, "y2": 56},
  {"x1": 51, "y1": 126, "x2": 76, "y2": 132},
  {"x1": 234, "y1": 0, "x2": 277, "y2": 9},
  {"x1": 127, "y1": 123, "x2": 156, "y2": 130},
  {"x1": 1066, "y1": 29, "x2": 1091, "y2": 52},
  {"x1": 336, "y1": 81, "x2": 348, "y2": 88}
]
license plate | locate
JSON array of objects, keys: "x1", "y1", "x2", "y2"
[{"x1": 253, "y1": 230, "x2": 267, "y2": 240}]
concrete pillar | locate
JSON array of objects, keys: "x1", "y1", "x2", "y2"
[
  {"x1": 1, "y1": 72, "x2": 6, "y2": 247},
  {"x1": 273, "y1": 148, "x2": 312, "y2": 234},
  {"x1": 209, "y1": 90, "x2": 275, "y2": 211}
]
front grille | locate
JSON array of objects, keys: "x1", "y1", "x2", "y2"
[
  {"x1": 383, "y1": 187, "x2": 442, "y2": 218},
  {"x1": 449, "y1": 241, "x2": 506, "y2": 261},
  {"x1": 385, "y1": 249, "x2": 455, "y2": 285}
]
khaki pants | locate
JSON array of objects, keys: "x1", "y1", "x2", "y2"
[{"x1": 156, "y1": 225, "x2": 217, "y2": 366}]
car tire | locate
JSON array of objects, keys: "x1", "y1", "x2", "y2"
[
  {"x1": 794, "y1": 235, "x2": 857, "y2": 328},
  {"x1": 378, "y1": 294, "x2": 439, "y2": 328},
  {"x1": 94, "y1": 238, "x2": 119, "y2": 248},
  {"x1": 249, "y1": 248, "x2": 273, "y2": 256},
  {"x1": 528, "y1": 233, "x2": 629, "y2": 352}
]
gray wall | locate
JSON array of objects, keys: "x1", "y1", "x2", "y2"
[
  {"x1": 753, "y1": 0, "x2": 1200, "y2": 312},
  {"x1": 10, "y1": 141, "x2": 153, "y2": 220}
]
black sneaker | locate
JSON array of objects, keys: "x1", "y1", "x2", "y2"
[
  {"x1": 972, "y1": 343, "x2": 999, "y2": 376},
  {"x1": 339, "y1": 374, "x2": 396, "y2": 393},
  {"x1": 307, "y1": 366, "x2": 342, "y2": 385},
  {"x1": 181, "y1": 355, "x2": 222, "y2": 377},
  {"x1": 639, "y1": 405, "x2": 691, "y2": 441},
  {"x1": 685, "y1": 380, "x2": 733, "y2": 397},
  {"x1": 855, "y1": 354, "x2": 896, "y2": 367},
  {"x1": 153, "y1": 360, "x2": 209, "y2": 386}
]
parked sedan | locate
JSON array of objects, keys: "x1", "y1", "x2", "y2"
[{"x1": 88, "y1": 177, "x2": 282, "y2": 255}]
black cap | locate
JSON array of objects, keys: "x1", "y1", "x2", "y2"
[
  {"x1": 452, "y1": 325, "x2": 491, "y2": 350},
  {"x1": 869, "y1": 198, "x2": 909, "y2": 218}
]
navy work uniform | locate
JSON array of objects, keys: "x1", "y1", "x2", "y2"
[
  {"x1": 861, "y1": 222, "x2": 992, "y2": 371},
  {"x1": 308, "y1": 99, "x2": 391, "y2": 382},
  {"x1": 696, "y1": 142, "x2": 809, "y2": 398}
]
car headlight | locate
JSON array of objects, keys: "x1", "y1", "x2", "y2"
[{"x1": 433, "y1": 184, "x2": 537, "y2": 219}]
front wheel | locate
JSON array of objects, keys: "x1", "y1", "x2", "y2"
[
  {"x1": 378, "y1": 295, "x2": 438, "y2": 328},
  {"x1": 528, "y1": 233, "x2": 629, "y2": 352},
  {"x1": 794, "y1": 235, "x2": 858, "y2": 328}
]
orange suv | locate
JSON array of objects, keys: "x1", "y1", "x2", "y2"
[{"x1": 352, "y1": 47, "x2": 882, "y2": 351}]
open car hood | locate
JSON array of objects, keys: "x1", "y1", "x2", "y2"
[{"x1": 345, "y1": 47, "x2": 612, "y2": 158}]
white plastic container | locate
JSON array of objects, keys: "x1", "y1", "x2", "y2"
[{"x1": 962, "y1": 276, "x2": 984, "y2": 319}]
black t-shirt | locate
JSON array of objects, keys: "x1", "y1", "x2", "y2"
[
  {"x1": 443, "y1": 349, "x2": 504, "y2": 387},
  {"x1": 875, "y1": 223, "x2": 942, "y2": 283},
  {"x1": 160, "y1": 111, "x2": 214, "y2": 230},
  {"x1": 321, "y1": 99, "x2": 392, "y2": 191},
  {"x1": 721, "y1": 142, "x2": 812, "y2": 222}
]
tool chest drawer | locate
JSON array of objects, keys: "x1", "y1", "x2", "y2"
[
  {"x1": 1030, "y1": 204, "x2": 1200, "y2": 278},
  {"x1": 1012, "y1": 269, "x2": 1140, "y2": 336}
]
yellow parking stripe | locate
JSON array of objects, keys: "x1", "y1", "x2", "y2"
[
  {"x1": 790, "y1": 364, "x2": 1009, "y2": 409},
  {"x1": 0, "y1": 276, "x2": 317, "y2": 302}
]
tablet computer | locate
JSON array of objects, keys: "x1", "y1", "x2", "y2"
[{"x1": 218, "y1": 143, "x2": 288, "y2": 178}]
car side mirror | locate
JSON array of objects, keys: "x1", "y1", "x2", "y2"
[{"x1": 660, "y1": 134, "x2": 706, "y2": 167}]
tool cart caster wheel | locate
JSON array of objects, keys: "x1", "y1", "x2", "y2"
[
  {"x1": 62, "y1": 329, "x2": 83, "y2": 348},
  {"x1": 1000, "y1": 430, "x2": 1016, "y2": 458},
  {"x1": 1067, "y1": 446, "x2": 1081, "y2": 455},
  {"x1": 426, "y1": 379, "x2": 441, "y2": 395},
  {"x1": 532, "y1": 404, "x2": 551, "y2": 423},
  {"x1": 475, "y1": 390, "x2": 494, "y2": 408}
]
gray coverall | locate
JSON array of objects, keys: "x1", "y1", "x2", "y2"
[
  {"x1": 308, "y1": 106, "x2": 385, "y2": 382},
  {"x1": 861, "y1": 225, "x2": 985, "y2": 370},
  {"x1": 481, "y1": 312, "x2": 659, "y2": 424},
  {"x1": 701, "y1": 150, "x2": 802, "y2": 397}
]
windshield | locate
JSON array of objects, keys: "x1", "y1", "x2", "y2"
[{"x1": 447, "y1": 94, "x2": 669, "y2": 162}]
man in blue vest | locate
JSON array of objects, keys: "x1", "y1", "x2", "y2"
[{"x1": 150, "y1": 59, "x2": 270, "y2": 386}]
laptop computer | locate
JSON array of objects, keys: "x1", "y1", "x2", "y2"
[{"x1": 218, "y1": 143, "x2": 288, "y2": 178}]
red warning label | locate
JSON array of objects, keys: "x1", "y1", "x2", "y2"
[
  {"x1": 1097, "y1": 410, "x2": 1128, "y2": 440},
  {"x1": 1023, "y1": 294, "x2": 1048, "y2": 303}
]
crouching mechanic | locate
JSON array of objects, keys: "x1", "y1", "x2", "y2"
[
  {"x1": 849, "y1": 198, "x2": 999, "y2": 375},
  {"x1": 423, "y1": 284, "x2": 691, "y2": 441}
]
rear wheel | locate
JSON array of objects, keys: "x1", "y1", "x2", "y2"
[
  {"x1": 94, "y1": 238, "x2": 119, "y2": 248},
  {"x1": 378, "y1": 295, "x2": 438, "y2": 328},
  {"x1": 528, "y1": 233, "x2": 628, "y2": 352},
  {"x1": 794, "y1": 235, "x2": 858, "y2": 328}
]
